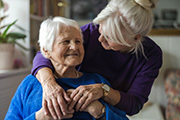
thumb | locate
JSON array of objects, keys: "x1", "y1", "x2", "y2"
[{"x1": 63, "y1": 91, "x2": 71, "y2": 104}]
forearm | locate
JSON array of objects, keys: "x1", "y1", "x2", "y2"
[
  {"x1": 114, "y1": 91, "x2": 144, "y2": 115},
  {"x1": 36, "y1": 67, "x2": 56, "y2": 86},
  {"x1": 103, "y1": 86, "x2": 143, "y2": 115}
]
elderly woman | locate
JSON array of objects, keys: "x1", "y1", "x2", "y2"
[
  {"x1": 5, "y1": 17, "x2": 128, "y2": 120},
  {"x1": 31, "y1": 0, "x2": 162, "y2": 118}
]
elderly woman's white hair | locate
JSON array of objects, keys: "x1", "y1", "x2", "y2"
[
  {"x1": 93, "y1": 0, "x2": 158, "y2": 57},
  {"x1": 38, "y1": 16, "x2": 82, "y2": 58}
]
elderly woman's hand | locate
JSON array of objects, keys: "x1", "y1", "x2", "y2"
[
  {"x1": 36, "y1": 108, "x2": 53, "y2": 120},
  {"x1": 36, "y1": 107, "x2": 73, "y2": 120},
  {"x1": 67, "y1": 84, "x2": 104, "y2": 111},
  {"x1": 84, "y1": 100, "x2": 105, "y2": 119}
]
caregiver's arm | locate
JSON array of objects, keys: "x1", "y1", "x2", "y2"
[{"x1": 32, "y1": 52, "x2": 72, "y2": 119}]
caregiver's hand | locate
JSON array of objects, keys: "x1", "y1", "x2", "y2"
[
  {"x1": 42, "y1": 80, "x2": 74, "y2": 119},
  {"x1": 36, "y1": 68, "x2": 74, "y2": 119},
  {"x1": 68, "y1": 84, "x2": 104, "y2": 111},
  {"x1": 67, "y1": 89, "x2": 104, "y2": 119}
]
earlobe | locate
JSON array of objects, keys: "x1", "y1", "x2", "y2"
[{"x1": 43, "y1": 48, "x2": 51, "y2": 59}]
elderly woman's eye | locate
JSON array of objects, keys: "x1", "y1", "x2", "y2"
[
  {"x1": 75, "y1": 39, "x2": 82, "y2": 44},
  {"x1": 62, "y1": 40, "x2": 70, "y2": 45}
]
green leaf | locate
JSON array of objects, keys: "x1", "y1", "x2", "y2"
[
  {"x1": 2, "y1": 20, "x2": 17, "y2": 38},
  {"x1": 6, "y1": 32, "x2": 26, "y2": 39}
]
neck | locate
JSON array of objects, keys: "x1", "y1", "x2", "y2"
[
  {"x1": 50, "y1": 59, "x2": 81, "y2": 78},
  {"x1": 54, "y1": 66, "x2": 80, "y2": 79}
]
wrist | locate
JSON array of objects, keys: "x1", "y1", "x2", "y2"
[
  {"x1": 36, "y1": 68, "x2": 55, "y2": 86},
  {"x1": 101, "y1": 83, "x2": 110, "y2": 99}
]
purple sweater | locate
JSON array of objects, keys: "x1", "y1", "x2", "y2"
[{"x1": 31, "y1": 23, "x2": 162, "y2": 115}]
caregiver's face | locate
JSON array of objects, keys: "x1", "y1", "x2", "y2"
[
  {"x1": 98, "y1": 24, "x2": 133, "y2": 52},
  {"x1": 49, "y1": 26, "x2": 84, "y2": 67}
]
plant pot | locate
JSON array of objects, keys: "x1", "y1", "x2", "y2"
[{"x1": 0, "y1": 43, "x2": 15, "y2": 70}]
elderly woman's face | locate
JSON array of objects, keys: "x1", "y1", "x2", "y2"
[{"x1": 49, "y1": 26, "x2": 84, "y2": 67}]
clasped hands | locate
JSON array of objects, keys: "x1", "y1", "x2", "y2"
[{"x1": 36, "y1": 81, "x2": 104, "y2": 120}]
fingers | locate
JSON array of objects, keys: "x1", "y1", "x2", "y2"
[
  {"x1": 79, "y1": 96, "x2": 92, "y2": 111},
  {"x1": 47, "y1": 98, "x2": 59, "y2": 119},
  {"x1": 43, "y1": 87, "x2": 73, "y2": 119},
  {"x1": 75, "y1": 94, "x2": 88, "y2": 111},
  {"x1": 57, "y1": 95, "x2": 69, "y2": 115},
  {"x1": 43, "y1": 100, "x2": 49, "y2": 115},
  {"x1": 75, "y1": 92, "x2": 93, "y2": 111},
  {"x1": 64, "y1": 91, "x2": 72, "y2": 104},
  {"x1": 68, "y1": 91, "x2": 83, "y2": 110}
]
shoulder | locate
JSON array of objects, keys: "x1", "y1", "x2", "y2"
[
  {"x1": 143, "y1": 36, "x2": 162, "y2": 58},
  {"x1": 80, "y1": 23, "x2": 99, "y2": 33},
  {"x1": 21, "y1": 74, "x2": 38, "y2": 85},
  {"x1": 18, "y1": 75, "x2": 39, "y2": 92},
  {"x1": 143, "y1": 37, "x2": 162, "y2": 52},
  {"x1": 142, "y1": 36, "x2": 163, "y2": 68}
]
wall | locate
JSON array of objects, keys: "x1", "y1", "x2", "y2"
[
  {"x1": 0, "y1": 68, "x2": 31, "y2": 119},
  {"x1": 148, "y1": 35, "x2": 180, "y2": 107}
]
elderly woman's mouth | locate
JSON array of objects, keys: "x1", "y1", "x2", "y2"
[{"x1": 65, "y1": 53, "x2": 79, "y2": 56}]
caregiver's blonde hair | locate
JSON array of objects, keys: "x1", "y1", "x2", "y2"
[{"x1": 93, "y1": 0, "x2": 158, "y2": 57}]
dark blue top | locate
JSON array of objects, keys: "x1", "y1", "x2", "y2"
[
  {"x1": 5, "y1": 73, "x2": 129, "y2": 120},
  {"x1": 31, "y1": 23, "x2": 163, "y2": 115}
]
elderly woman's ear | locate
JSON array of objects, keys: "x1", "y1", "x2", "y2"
[{"x1": 43, "y1": 48, "x2": 51, "y2": 59}]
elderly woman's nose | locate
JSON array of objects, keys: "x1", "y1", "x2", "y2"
[{"x1": 69, "y1": 42, "x2": 78, "y2": 50}]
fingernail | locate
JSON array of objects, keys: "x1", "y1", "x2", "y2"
[
  {"x1": 63, "y1": 112, "x2": 66, "y2": 115},
  {"x1": 45, "y1": 112, "x2": 47, "y2": 115}
]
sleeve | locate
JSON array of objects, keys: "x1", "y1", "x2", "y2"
[
  {"x1": 4, "y1": 78, "x2": 36, "y2": 120},
  {"x1": 99, "y1": 100, "x2": 129, "y2": 120},
  {"x1": 31, "y1": 51, "x2": 54, "y2": 76},
  {"x1": 115, "y1": 43, "x2": 163, "y2": 115}
]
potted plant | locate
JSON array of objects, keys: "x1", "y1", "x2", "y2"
[{"x1": 0, "y1": 0, "x2": 27, "y2": 69}]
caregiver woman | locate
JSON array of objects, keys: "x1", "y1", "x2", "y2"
[{"x1": 32, "y1": 0, "x2": 162, "y2": 118}]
